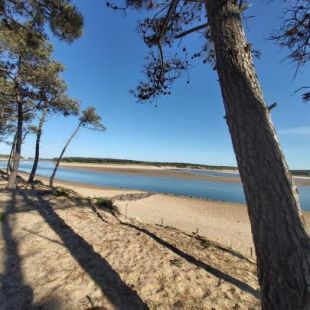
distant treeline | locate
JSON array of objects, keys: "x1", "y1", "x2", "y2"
[
  {"x1": 291, "y1": 170, "x2": 310, "y2": 177},
  {"x1": 56, "y1": 157, "x2": 310, "y2": 176},
  {"x1": 57, "y1": 157, "x2": 238, "y2": 170},
  {"x1": 0, "y1": 154, "x2": 24, "y2": 159}
]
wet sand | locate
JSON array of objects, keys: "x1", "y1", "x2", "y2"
[
  {"x1": 59, "y1": 162, "x2": 242, "y2": 183},
  {"x1": 59, "y1": 162, "x2": 310, "y2": 186}
]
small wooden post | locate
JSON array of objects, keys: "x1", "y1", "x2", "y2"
[
  {"x1": 250, "y1": 247, "x2": 253, "y2": 258},
  {"x1": 125, "y1": 203, "x2": 128, "y2": 217},
  {"x1": 196, "y1": 227, "x2": 199, "y2": 237},
  {"x1": 161, "y1": 217, "x2": 163, "y2": 226}
]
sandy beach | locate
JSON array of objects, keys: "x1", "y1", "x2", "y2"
[
  {"x1": 1, "y1": 171, "x2": 309, "y2": 308},
  {"x1": 15, "y1": 171, "x2": 310, "y2": 257},
  {"x1": 0, "y1": 171, "x2": 261, "y2": 309},
  {"x1": 2, "y1": 2, "x2": 309, "y2": 307}
]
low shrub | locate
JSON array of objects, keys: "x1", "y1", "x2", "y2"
[
  {"x1": 0, "y1": 213, "x2": 5, "y2": 222},
  {"x1": 53, "y1": 186, "x2": 72, "y2": 197},
  {"x1": 33, "y1": 180, "x2": 44, "y2": 186},
  {"x1": 95, "y1": 197, "x2": 119, "y2": 214}
]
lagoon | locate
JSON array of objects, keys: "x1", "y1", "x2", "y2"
[{"x1": 1, "y1": 160, "x2": 310, "y2": 211}]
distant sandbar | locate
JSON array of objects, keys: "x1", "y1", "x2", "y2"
[{"x1": 59, "y1": 162, "x2": 310, "y2": 186}]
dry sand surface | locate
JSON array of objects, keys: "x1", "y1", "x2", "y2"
[
  {"x1": 0, "y1": 173, "x2": 261, "y2": 309},
  {"x1": 15, "y1": 171, "x2": 310, "y2": 257}
]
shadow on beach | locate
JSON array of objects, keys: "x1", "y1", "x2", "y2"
[
  {"x1": 0, "y1": 172, "x2": 259, "y2": 308},
  {"x1": 86, "y1": 199, "x2": 260, "y2": 300},
  {"x1": 118, "y1": 221, "x2": 260, "y2": 300},
  {"x1": 0, "y1": 190, "x2": 34, "y2": 309},
  {"x1": 1, "y1": 185, "x2": 148, "y2": 310},
  {"x1": 19, "y1": 189, "x2": 149, "y2": 310}
]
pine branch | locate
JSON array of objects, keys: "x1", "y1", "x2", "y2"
[{"x1": 175, "y1": 23, "x2": 209, "y2": 39}]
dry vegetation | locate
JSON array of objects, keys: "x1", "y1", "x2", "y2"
[{"x1": 0, "y1": 172, "x2": 260, "y2": 309}]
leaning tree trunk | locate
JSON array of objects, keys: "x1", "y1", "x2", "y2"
[
  {"x1": 206, "y1": 1, "x2": 310, "y2": 308},
  {"x1": 7, "y1": 101, "x2": 23, "y2": 189},
  {"x1": 49, "y1": 122, "x2": 81, "y2": 187},
  {"x1": 28, "y1": 108, "x2": 47, "y2": 183},
  {"x1": 7, "y1": 132, "x2": 17, "y2": 174}
]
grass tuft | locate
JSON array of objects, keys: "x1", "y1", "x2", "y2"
[
  {"x1": 53, "y1": 186, "x2": 72, "y2": 197},
  {"x1": 0, "y1": 213, "x2": 5, "y2": 222},
  {"x1": 95, "y1": 197, "x2": 119, "y2": 214},
  {"x1": 33, "y1": 180, "x2": 44, "y2": 185}
]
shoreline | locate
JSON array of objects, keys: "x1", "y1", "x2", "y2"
[
  {"x1": 14, "y1": 170, "x2": 244, "y2": 205},
  {"x1": 1, "y1": 159, "x2": 309, "y2": 185},
  {"x1": 59, "y1": 162, "x2": 310, "y2": 186},
  {"x1": 0, "y1": 173, "x2": 261, "y2": 308},
  {"x1": 58, "y1": 162, "x2": 243, "y2": 183},
  {"x1": 5, "y1": 170, "x2": 309, "y2": 257}
]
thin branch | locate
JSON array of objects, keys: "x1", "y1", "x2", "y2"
[
  {"x1": 157, "y1": 41, "x2": 164, "y2": 68},
  {"x1": 175, "y1": 23, "x2": 208, "y2": 39},
  {"x1": 158, "y1": 0, "x2": 179, "y2": 41},
  {"x1": 293, "y1": 86, "x2": 310, "y2": 95},
  {"x1": 267, "y1": 102, "x2": 277, "y2": 111}
]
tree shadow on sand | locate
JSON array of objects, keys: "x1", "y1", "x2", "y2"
[
  {"x1": 86, "y1": 202, "x2": 260, "y2": 300},
  {"x1": 119, "y1": 221, "x2": 260, "y2": 299},
  {"x1": 0, "y1": 189, "x2": 75, "y2": 310},
  {"x1": 0, "y1": 190, "x2": 34, "y2": 310},
  {"x1": 42, "y1": 188, "x2": 260, "y2": 303},
  {"x1": 19, "y1": 189, "x2": 149, "y2": 310}
]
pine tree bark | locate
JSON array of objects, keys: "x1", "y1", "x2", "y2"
[
  {"x1": 28, "y1": 108, "x2": 47, "y2": 183},
  {"x1": 205, "y1": 0, "x2": 310, "y2": 308},
  {"x1": 49, "y1": 122, "x2": 81, "y2": 187},
  {"x1": 7, "y1": 101, "x2": 23, "y2": 189}
]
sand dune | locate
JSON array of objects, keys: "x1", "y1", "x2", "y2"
[{"x1": 0, "y1": 173, "x2": 260, "y2": 309}]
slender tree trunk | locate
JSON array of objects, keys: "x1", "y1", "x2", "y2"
[
  {"x1": 28, "y1": 108, "x2": 47, "y2": 183},
  {"x1": 49, "y1": 122, "x2": 81, "y2": 187},
  {"x1": 7, "y1": 132, "x2": 17, "y2": 174},
  {"x1": 205, "y1": 1, "x2": 310, "y2": 308},
  {"x1": 7, "y1": 101, "x2": 23, "y2": 189},
  {"x1": 7, "y1": 125, "x2": 31, "y2": 176}
]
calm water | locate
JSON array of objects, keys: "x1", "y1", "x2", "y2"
[{"x1": 1, "y1": 161, "x2": 310, "y2": 211}]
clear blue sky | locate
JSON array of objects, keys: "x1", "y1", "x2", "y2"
[{"x1": 2, "y1": 0, "x2": 309, "y2": 168}]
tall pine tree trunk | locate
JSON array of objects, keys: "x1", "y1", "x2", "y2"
[
  {"x1": 206, "y1": 1, "x2": 310, "y2": 308},
  {"x1": 28, "y1": 108, "x2": 47, "y2": 183},
  {"x1": 7, "y1": 101, "x2": 23, "y2": 189},
  {"x1": 49, "y1": 122, "x2": 81, "y2": 187}
]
